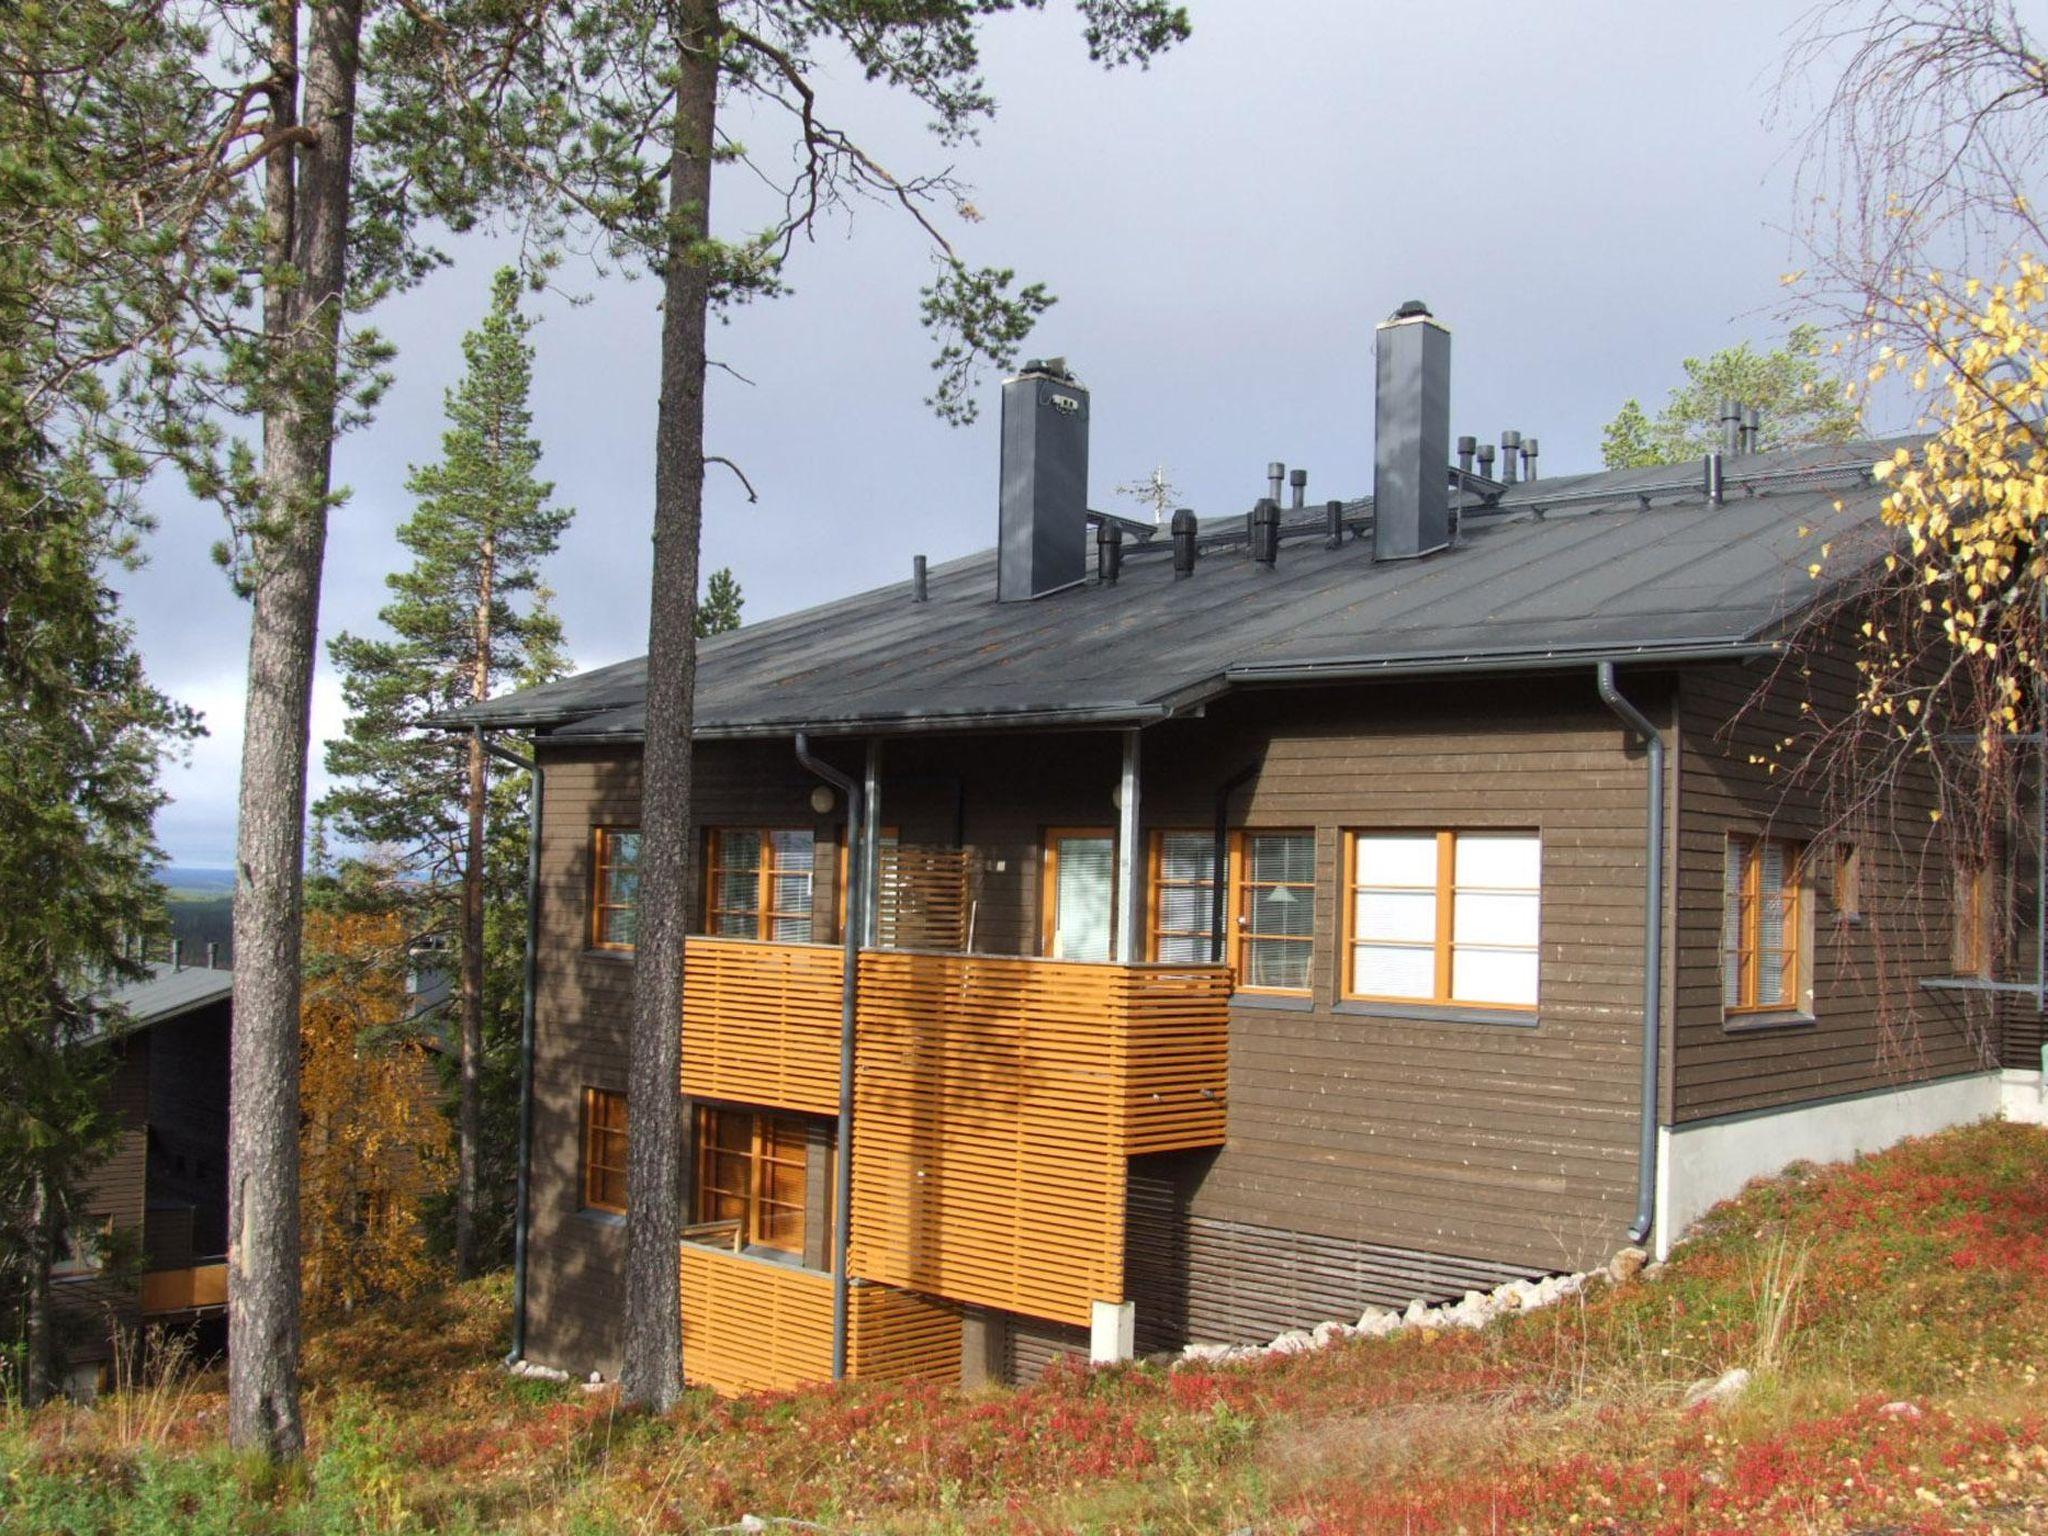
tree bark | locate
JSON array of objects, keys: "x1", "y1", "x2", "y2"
[
  {"x1": 227, "y1": 0, "x2": 362, "y2": 1461},
  {"x1": 23, "y1": 1170, "x2": 52, "y2": 1408},
  {"x1": 457, "y1": 535, "x2": 496, "y2": 1276},
  {"x1": 620, "y1": 0, "x2": 718, "y2": 1413}
]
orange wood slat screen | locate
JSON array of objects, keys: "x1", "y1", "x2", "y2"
[
  {"x1": 681, "y1": 937, "x2": 844, "y2": 1115},
  {"x1": 849, "y1": 951, "x2": 1231, "y2": 1328},
  {"x1": 679, "y1": 1245, "x2": 960, "y2": 1396}
]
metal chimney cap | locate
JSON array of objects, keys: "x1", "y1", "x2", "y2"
[
  {"x1": 1170, "y1": 507, "x2": 1198, "y2": 534},
  {"x1": 1288, "y1": 468, "x2": 1307, "y2": 487},
  {"x1": 1393, "y1": 299, "x2": 1432, "y2": 319}
]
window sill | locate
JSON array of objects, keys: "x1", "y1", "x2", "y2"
[
  {"x1": 575, "y1": 1208, "x2": 626, "y2": 1230},
  {"x1": 1229, "y1": 991, "x2": 1315, "y2": 1013},
  {"x1": 1722, "y1": 1009, "x2": 1816, "y2": 1033},
  {"x1": 583, "y1": 947, "x2": 636, "y2": 963},
  {"x1": 1333, "y1": 999, "x2": 1539, "y2": 1028}
]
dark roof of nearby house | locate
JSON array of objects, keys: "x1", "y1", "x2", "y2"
[
  {"x1": 88, "y1": 963, "x2": 234, "y2": 1043},
  {"x1": 456, "y1": 438, "x2": 1902, "y2": 741}
]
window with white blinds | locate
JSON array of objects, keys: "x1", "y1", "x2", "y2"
[
  {"x1": 1046, "y1": 830, "x2": 1115, "y2": 962},
  {"x1": 1149, "y1": 831, "x2": 1221, "y2": 963},
  {"x1": 1723, "y1": 834, "x2": 1803, "y2": 1012},
  {"x1": 706, "y1": 828, "x2": 817, "y2": 942},
  {"x1": 1347, "y1": 831, "x2": 1540, "y2": 1008},
  {"x1": 1237, "y1": 831, "x2": 1315, "y2": 993}
]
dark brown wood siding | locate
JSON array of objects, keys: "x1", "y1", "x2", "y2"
[{"x1": 1673, "y1": 648, "x2": 1995, "y2": 1124}]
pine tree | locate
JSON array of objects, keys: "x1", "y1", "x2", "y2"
[
  {"x1": 1602, "y1": 326, "x2": 1863, "y2": 468},
  {"x1": 321, "y1": 268, "x2": 570, "y2": 1278},
  {"x1": 697, "y1": 568, "x2": 744, "y2": 638}
]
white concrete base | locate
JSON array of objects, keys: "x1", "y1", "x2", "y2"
[
  {"x1": 1090, "y1": 1299, "x2": 1135, "y2": 1365},
  {"x1": 1653, "y1": 1070, "x2": 2003, "y2": 1260},
  {"x1": 2002, "y1": 1069, "x2": 2048, "y2": 1126}
]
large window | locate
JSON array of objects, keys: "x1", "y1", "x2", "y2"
[
  {"x1": 590, "y1": 828, "x2": 642, "y2": 951},
  {"x1": 706, "y1": 829, "x2": 818, "y2": 942},
  {"x1": 1234, "y1": 831, "x2": 1316, "y2": 994},
  {"x1": 1723, "y1": 835, "x2": 1806, "y2": 1014},
  {"x1": 1149, "y1": 830, "x2": 1223, "y2": 963},
  {"x1": 582, "y1": 1088, "x2": 628, "y2": 1214},
  {"x1": 1347, "y1": 832, "x2": 1540, "y2": 1008},
  {"x1": 694, "y1": 1107, "x2": 810, "y2": 1255},
  {"x1": 1042, "y1": 828, "x2": 1116, "y2": 961}
]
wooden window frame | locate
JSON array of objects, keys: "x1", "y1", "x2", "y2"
[
  {"x1": 581, "y1": 1087, "x2": 628, "y2": 1215},
  {"x1": 1040, "y1": 826, "x2": 1118, "y2": 960},
  {"x1": 589, "y1": 826, "x2": 641, "y2": 952},
  {"x1": 1230, "y1": 829, "x2": 1316, "y2": 996},
  {"x1": 1955, "y1": 861, "x2": 1993, "y2": 978},
  {"x1": 1341, "y1": 830, "x2": 1541, "y2": 1011},
  {"x1": 1146, "y1": 829, "x2": 1228, "y2": 964},
  {"x1": 1724, "y1": 834, "x2": 1808, "y2": 1016},
  {"x1": 692, "y1": 1106, "x2": 810, "y2": 1257},
  {"x1": 704, "y1": 827, "x2": 822, "y2": 942}
]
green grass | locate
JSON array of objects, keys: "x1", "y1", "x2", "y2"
[{"x1": 8, "y1": 1121, "x2": 2048, "y2": 1533}]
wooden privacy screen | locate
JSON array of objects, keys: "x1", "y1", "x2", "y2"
[
  {"x1": 679, "y1": 1244, "x2": 960, "y2": 1396},
  {"x1": 877, "y1": 846, "x2": 974, "y2": 953},
  {"x1": 682, "y1": 937, "x2": 843, "y2": 1116},
  {"x1": 139, "y1": 1263, "x2": 228, "y2": 1315},
  {"x1": 850, "y1": 951, "x2": 1232, "y2": 1327}
]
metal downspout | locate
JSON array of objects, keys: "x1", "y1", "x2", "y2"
[
  {"x1": 1210, "y1": 764, "x2": 1260, "y2": 964},
  {"x1": 796, "y1": 733, "x2": 863, "y2": 1380},
  {"x1": 480, "y1": 734, "x2": 543, "y2": 1365},
  {"x1": 1595, "y1": 664, "x2": 1664, "y2": 1246}
]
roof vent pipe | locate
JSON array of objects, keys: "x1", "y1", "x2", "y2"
[
  {"x1": 1372, "y1": 300, "x2": 1453, "y2": 562},
  {"x1": 1743, "y1": 406, "x2": 1762, "y2": 456},
  {"x1": 1096, "y1": 518, "x2": 1123, "y2": 585},
  {"x1": 1475, "y1": 442, "x2": 1496, "y2": 479},
  {"x1": 1704, "y1": 450, "x2": 1724, "y2": 505},
  {"x1": 912, "y1": 554, "x2": 928, "y2": 602},
  {"x1": 1289, "y1": 468, "x2": 1307, "y2": 509},
  {"x1": 1720, "y1": 398, "x2": 1743, "y2": 454},
  {"x1": 1522, "y1": 437, "x2": 1539, "y2": 482},
  {"x1": 1324, "y1": 499, "x2": 1346, "y2": 550},
  {"x1": 1171, "y1": 508, "x2": 1198, "y2": 578},
  {"x1": 1252, "y1": 498, "x2": 1280, "y2": 566},
  {"x1": 1499, "y1": 430, "x2": 1521, "y2": 486},
  {"x1": 998, "y1": 359, "x2": 1090, "y2": 601},
  {"x1": 1267, "y1": 461, "x2": 1285, "y2": 506},
  {"x1": 1456, "y1": 435, "x2": 1476, "y2": 475}
]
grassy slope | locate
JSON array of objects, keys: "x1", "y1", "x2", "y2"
[{"x1": 7, "y1": 1120, "x2": 2048, "y2": 1534}]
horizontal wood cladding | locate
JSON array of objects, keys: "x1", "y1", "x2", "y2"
[
  {"x1": 678, "y1": 1244, "x2": 959, "y2": 1396},
  {"x1": 139, "y1": 1263, "x2": 227, "y2": 1316},
  {"x1": 1003, "y1": 1315, "x2": 1089, "y2": 1386},
  {"x1": 683, "y1": 939, "x2": 844, "y2": 1115},
  {"x1": 1674, "y1": 649, "x2": 1994, "y2": 1123},
  {"x1": 849, "y1": 950, "x2": 1232, "y2": 1327}
]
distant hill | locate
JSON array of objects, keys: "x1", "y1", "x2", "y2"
[{"x1": 161, "y1": 865, "x2": 237, "y2": 896}]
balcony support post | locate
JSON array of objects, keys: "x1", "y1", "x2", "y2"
[
  {"x1": 795, "y1": 732, "x2": 863, "y2": 1381},
  {"x1": 1113, "y1": 728, "x2": 1142, "y2": 961},
  {"x1": 1090, "y1": 1299, "x2": 1135, "y2": 1365}
]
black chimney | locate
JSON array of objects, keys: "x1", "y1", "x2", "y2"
[
  {"x1": 1171, "y1": 508, "x2": 1198, "y2": 578},
  {"x1": 1096, "y1": 518, "x2": 1123, "y2": 585},
  {"x1": 1252, "y1": 498, "x2": 1280, "y2": 566},
  {"x1": 998, "y1": 359, "x2": 1089, "y2": 601},
  {"x1": 1324, "y1": 499, "x2": 1345, "y2": 550},
  {"x1": 912, "y1": 554, "x2": 928, "y2": 602},
  {"x1": 1372, "y1": 301, "x2": 1453, "y2": 562}
]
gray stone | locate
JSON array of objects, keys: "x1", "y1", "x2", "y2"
[
  {"x1": 1607, "y1": 1246, "x2": 1650, "y2": 1285},
  {"x1": 1682, "y1": 1367, "x2": 1752, "y2": 1409}
]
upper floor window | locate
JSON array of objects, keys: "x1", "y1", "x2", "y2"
[
  {"x1": 1042, "y1": 828, "x2": 1116, "y2": 962},
  {"x1": 1723, "y1": 834, "x2": 1806, "y2": 1014},
  {"x1": 1149, "y1": 830, "x2": 1223, "y2": 964},
  {"x1": 582, "y1": 1087, "x2": 628, "y2": 1214},
  {"x1": 590, "y1": 828, "x2": 641, "y2": 951},
  {"x1": 694, "y1": 1106, "x2": 810, "y2": 1256},
  {"x1": 1346, "y1": 831, "x2": 1541, "y2": 1008},
  {"x1": 706, "y1": 829, "x2": 817, "y2": 942},
  {"x1": 1235, "y1": 831, "x2": 1315, "y2": 994}
]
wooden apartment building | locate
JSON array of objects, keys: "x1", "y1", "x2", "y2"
[{"x1": 462, "y1": 303, "x2": 2032, "y2": 1395}]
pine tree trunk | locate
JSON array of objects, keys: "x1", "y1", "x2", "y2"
[
  {"x1": 620, "y1": 0, "x2": 718, "y2": 1413},
  {"x1": 23, "y1": 1170, "x2": 52, "y2": 1408},
  {"x1": 456, "y1": 537, "x2": 496, "y2": 1276},
  {"x1": 227, "y1": 0, "x2": 362, "y2": 1461}
]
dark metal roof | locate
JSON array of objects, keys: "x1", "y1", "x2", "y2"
[
  {"x1": 83, "y1": 963, "x2": 234, "y2": 1044},
  {"x1": 457, "y1": 439, "x2": 1899, "y2": 741}
]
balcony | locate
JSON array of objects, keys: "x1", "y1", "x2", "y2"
[
  {"x1": 139, "y1": 1262, "x2": 228, "y2": 1316},
  {"x1": 679, "y1": 1243, "x2": 960, "y2": 1395},
  {"x1": 680, "y1": 938, "x2": 1232, "y2": 1332}
]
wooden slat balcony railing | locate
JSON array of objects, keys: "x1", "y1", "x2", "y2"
[
  {"x1": 140, "y1": 1261, "x2": 228, "y2": 1316},
  {"x1": 679, "y1": 1243, "x2": 960, "y2": 1396},
  {"x1": 678, "y1": 942, "x2": 1232, "y2": 1331}
]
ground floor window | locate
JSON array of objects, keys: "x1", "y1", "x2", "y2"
[
  {"x1": 694, "y1": 1106, "x2": 810, "y2": 1255},
  {"x1": 1235, "y1": 831, "x2": 1316, "y2": 994},
  {"x1": 1346, "y1": 831, "x2": 1541, "y2": 1008},
  {"x1": 1723, "y1": 834, "x2": 1806, "y2": 1014},
  {"x1": 581, "y1": 1087, "x2": 628, "y2": 1214}
]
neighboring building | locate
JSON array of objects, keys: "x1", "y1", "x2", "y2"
[
  {"x1": 460, "y1": 303, "x2": 2039, "y2": 1395},
  {"x1": 56, "y1": 960, "x2": 233, "y2": 1397}
]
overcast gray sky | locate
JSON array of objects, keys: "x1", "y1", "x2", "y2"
[{"x1": 128, "y1": 0, "x2": 1853, "y2": 867}]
